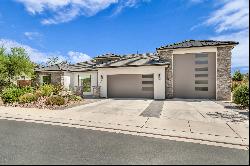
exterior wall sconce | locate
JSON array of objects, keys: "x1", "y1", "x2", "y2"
[
  {"x1": 100, "y1": 75, "x2": 103, "y2": 80},
  {"x1": 158, "y1": 74, "x2": 161, "y2": 80}
]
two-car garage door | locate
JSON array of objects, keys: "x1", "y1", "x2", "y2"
[{"x1": 107, "y1": 74, "x2": 154, "y2": 98}]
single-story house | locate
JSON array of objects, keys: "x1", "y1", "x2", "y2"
[{"x1": 35, "y1": 40, "x2": 239, "y2": 100}]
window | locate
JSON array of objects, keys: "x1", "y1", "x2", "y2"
[
  {"x1": 142, "y1": 81, "x2": 153, "y2": 84},
  {"x1": 80, "y1": 75, "x2": 91, "y2": 92},
  {"x1": 195, "y1": 60, "x2": 208, "y2": 64},
  {"x1": 195, "y1": 67, "x2": 208, "y2": 71},
  {"x1": 195, "y1": 54, "x2": 208, "y2": 58},
  {"x1": 142, "y1": 74, "x2": 153, "y2": 78},
  {"x1": 42, "y1": 75, "x2": 51, "y2": 84},
  {"x1": 195, "y1": 87, "x2": 208, "y2": 91},
  {"x1": 195, "y1": 74, "x2": 208, "y2": 77},
  {"x1": 195, "y1": 80, "x2": 208, "y2": 84},
  {"x1": 142, "y1": 87, "x2": 154, "y2": 91}
]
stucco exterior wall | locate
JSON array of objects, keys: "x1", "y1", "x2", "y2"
[
  {"x1": 98, "y1": 66, "x2": 166, "y2": 99},
  {"x1": 71, "y1": 71, "x2": 98, "y2": 95},
  {"x1": 158, "y1": 50, "x2": 173, "y2": 98}
]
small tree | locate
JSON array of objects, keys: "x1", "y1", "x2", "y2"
[
  {"x1": 46, "y1": 57, "x2": 60, "y2": 66},
  {"x1": 46, "y1": 57, "x2": 69, "y2": 67},
  {"x1": 232, "y1": 70, "x2": 244, "y2": 81},
  {"x1": 0, "y1": 47, "x2": 35, "y2": 84}
]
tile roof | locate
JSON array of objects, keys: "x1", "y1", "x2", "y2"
[
  {"x1": 36, "y1": 40, "x2": 239, "y2": 72},
  {"x1": 35, "y1": 62, "x2": 70, "y2": 72},
  {"x1": 96, "y1": 54, "x2": 169, "y2": 68},
  {"x1": 95, "y1": 53, "x2": 121, "y2": 58},
  {"x1": 35, "y1": 53, "x2": 169, "y2": 72},
  {"x1": 157, "y1": 40, "x2": 239, "y2": 50}
]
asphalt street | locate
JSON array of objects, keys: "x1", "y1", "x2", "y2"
[{"x1": 0, "y1": 119, "x2": 248, "y2": 165}]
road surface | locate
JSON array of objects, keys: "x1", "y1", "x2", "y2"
[{"x1": 0, "y1": 119, "x2": 248, "y2": 165}]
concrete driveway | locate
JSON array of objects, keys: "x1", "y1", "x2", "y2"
[
  {"x1": 69, "y1": 98, "x2": 248, "y2": 124},
  {"x1": 74, "y1": 99, "x2": 152, "y2": 117},
  {"x1": 162, "y1": 99, "x2": 248, "y2": 123}
]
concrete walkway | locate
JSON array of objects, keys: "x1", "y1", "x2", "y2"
[
  {"x1": 140, "y1": 100, "x2": 164, "y2": 118},
  {"x1": 0, "y1": 99, "x2": 248, "y2": 150}
]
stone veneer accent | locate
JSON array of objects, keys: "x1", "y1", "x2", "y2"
[
  {"x1": 35, "y1": 71, "x2": 64, "y2": 86},
  {"x1": 158, "y1": 50, "x2": 173, "y2": 98},
  {"x1": 216, "y1": 46, "x2": 233, "y2": 101}
]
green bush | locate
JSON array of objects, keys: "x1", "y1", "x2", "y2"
[
  {"x1": 233, "y1": 84, "x2": 249, "y2": 107},
  {"x1": 232, "y1": 81, "x2": 241, "y2": 92},
  {"x1": 68, "y1": 95, "x2": 82, "y2": 101},
  {"x1": 232, "y1": 70, "x2": 244, "y2": 81},
  {"x1": 45, "y1": 95, "x2": 65, "y2": 106},
  {"x1": 243, "y1": 73, "x2": 249, "y2": 84},
  {"x1": 39, "y1": 84, "x2": 63, "y2": 96},
  {"x1": 0, "y1": 86, "x2": 33, "y2": 103},
  {"x1": 52, "y1": 84, "x2": 63, "y2": 95},
  {"x1": 19, "y1": 93, "x2": 37, "y2": 103},
  {"x1": 39, "y1": 84, "x2": 54, "y2": 96}
]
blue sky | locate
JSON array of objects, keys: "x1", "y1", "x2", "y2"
[{"x1": 0, "y1": 0, "x2": 249, "y2": 73}]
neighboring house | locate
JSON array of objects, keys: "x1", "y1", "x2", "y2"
[{"x1": 35, "y1": 40, "x2": 238, "y2": 100}]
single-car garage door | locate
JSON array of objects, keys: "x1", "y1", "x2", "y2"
[
  {"x1": 107, "y1": 74, "x2": 154, "y2": 98},
  {"x1": 173, "y1": 53, "x2": 216, "y2": 99}
]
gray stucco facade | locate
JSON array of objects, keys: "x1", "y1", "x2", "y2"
[{"x1": 158, "y1": 45, "x2": 235, "y2": 101}]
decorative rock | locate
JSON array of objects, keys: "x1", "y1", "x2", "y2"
[
  {"x1": 0, "y1": 98, "x2": 4, "y2": 106},
  {"x1": 217, "y1": 46, "x2": 233, "y2": 101}
]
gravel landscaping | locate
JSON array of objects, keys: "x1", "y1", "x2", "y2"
[{"x1": 4, "y1": 97, "x2": 101, "y2": 110}]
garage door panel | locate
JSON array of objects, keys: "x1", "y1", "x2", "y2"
[
  {"x1": 173, "y1": 53, "x2": 216, "y2": 99},
  {"x1": 107, "y1": 74, "x2": 154, "y2": 98}
]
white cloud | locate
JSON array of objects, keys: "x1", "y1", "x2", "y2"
[
  {"x1": 15, "y1": 0, "x2": 149, "y2": 25},
  {"x1": 199, "y1": 0, "x2": 249, "y2": 71},
  {"x1": 210, "y1": 30, "x2": 249, "y2": 68},
  {"x1": 205, "y1": 0, "x2": 249, "y2": 33},
  {"x1": 16, "y1": 0, "x2": 118, "y2": 24},
  {"x1": 0, "y1": 38, "x2": 50, "y2": 63},
  {"x1": 113, "y1": 0, "x2": 149, "y2": 15},
  {"x1": 0, "y1": 38, "x2": 92, "y2": 64},
  {"x1": 24, "y1": 31, "x2": 42, "y2": 40},
  {"x1": 67, "y1": 51, "x2": 91, "y2": 63}
]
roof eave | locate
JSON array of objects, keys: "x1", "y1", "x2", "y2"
[{"x1": 156, "y1": 43, "x2": 239, "y2": 51}]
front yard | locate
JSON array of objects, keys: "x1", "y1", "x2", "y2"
[
  {"x1": 0, "y1": 84, "x2": 94, "y2": 110},
  {"x1": 0, "y1": 99, "x2": 248, "y2": 150}
]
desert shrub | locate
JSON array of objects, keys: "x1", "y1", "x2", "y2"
[
  {"x1": 233, "y1": 84, "x2": 249, "y2": 107},
  {"x1": 68, "y1": 95, "x2": 82, "y2": 101},
  {"x1": 52, "y1": 84, "x2": 63, "y2": 95},
  {"x1": 39, "y1": 84, "x2": 54, "y2": 96},
  {"x1": 39, "y1": 84, "x2": 64, "y2": 96},
  {"x1": 243, "y1": 73, "x2": 249, "y2": 84},
  {"x1": 45, "y1": 95, "x2": 65, "y2": 106},
  {"x1": 232, "y1": 70, "x2": 243, "y2": 81},
  {"x1": 34, "y1": 90, "x2": 43, "y2": 98},
  {"x1": 19, "y1": 93, "x2": 37, "y2": 103},
  {"x1": 231, "y1": 81, "x2": 241, "y2": 92},
  {"x1": 0, "y1": 86, "x2": 34, "y2": 103}
]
